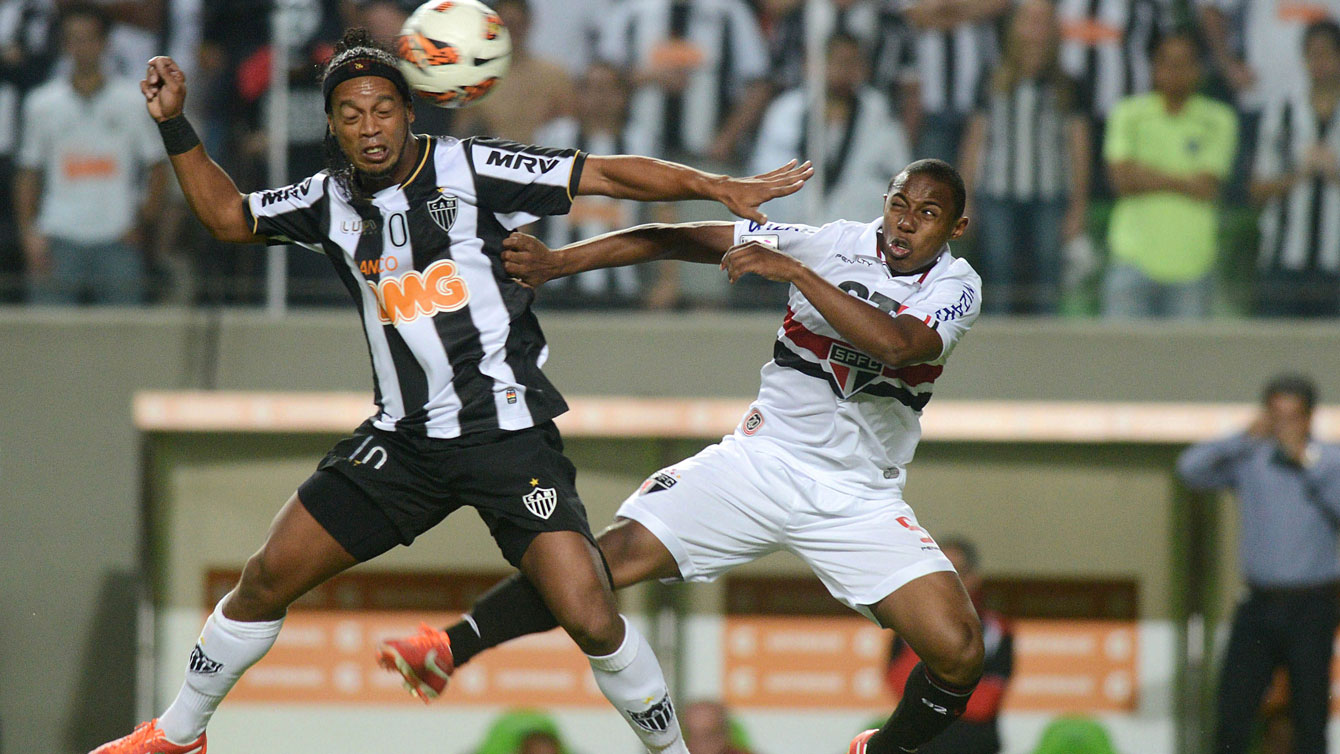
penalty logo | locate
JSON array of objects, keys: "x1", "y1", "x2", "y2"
[
  {"x1": 427, "y1": 191, "x2": 458, "y2": 232},
  {"x1": 629, "y1": 695, "x2": 675, "y2": 732},
  {"x1": 523, "y1": 485, "x2": 557, "y2": 519}
]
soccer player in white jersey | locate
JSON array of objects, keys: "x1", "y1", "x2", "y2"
[
  {"x1": 407, "y1": 159, "x2": 985, "y2": 754},
  {"x1": 92, "y1": 29, "x2": 811, "y2": 754}
]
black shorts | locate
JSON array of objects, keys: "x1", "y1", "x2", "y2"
[{"x1": 297, "y1": 420, "x2": 595, "y2": 566}]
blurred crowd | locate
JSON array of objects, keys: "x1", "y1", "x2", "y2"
[{"x1": 3, "y1": 0, "x2": 1339, "y2": 317}]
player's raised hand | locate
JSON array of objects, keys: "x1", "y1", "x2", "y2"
[
  {"x1": 713, "y1": 160, "x2": 813, "y2": 225},
  {"x1": 502, "y1": 232, "x2": 563, "y2": 288},
  {"x1": 140, "y1": 56, "x2": 187, "y2": 122},
  {"x1": 721, "y1": 240, "x2": 803, "y2": 284}
]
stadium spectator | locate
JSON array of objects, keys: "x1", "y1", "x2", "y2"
[
  {"x1": 454, "y1": 0, "x2": 574, "y2": 144},
  {"x1": 1101, "y1": 31, "x2": 1237, "y2": 319},
  {"x1": 531, "y1": 62, "x2": 679, "y2": 310},
  {"x1": 472, "y1": 709, "x2": 570, "y2": 754},
  {"x1": 1199, "y1": 0, "x2": 1340, "y2": 114},
  {"x1": 743, "y1": 27, "x2": 907, "y2": 307},
  {"x1": 682, "y1": 700, "x2": 757, "y2": 754},
  {"x1": 0, "y1": 0, "x2": 58, "y2": 301},
  {"x1": 14, "y1": 3, "x2": 166, "y2": 305},
  {"x1": 1197, "y1": 0, "x2": 1340, "y2": 202},
  {"x1": 1178, "y1": 373, "x2": 1340, "y2": 754},
  {"x1": 596, "y1": 0, "x2": 772, "y2": 163},
  {"x1": 1250, "y1": 20, "x2": 1340, "y2": 317},
  {"x1": 902, "y1": 0, "x2": 1009, "y2": 164},
  {"x1": 1053, "y1": 0, "x2": 1172, "y2": 198},
  {"x1": 751, "y1": 32, "x2": 911, "y2": 227},
  {"x1": 886, "y1": 536, "x2": 1013, "y2": 754},
  {"x1": 958, "y1": 0, "x2": 1090, "y2": 315},
  {"x1": 526, "y1": 0, "x2": 610, "y2": 77},
  {"x1": 762, "y1": 0, "x2": 909, "y2": 97}
]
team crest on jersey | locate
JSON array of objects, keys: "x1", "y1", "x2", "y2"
[
  {"x1": 523, "y1": 485, "x2": 557, "y2": 519},
  {"x1": 427, "y1": 191, "x2": 458, "y2": 232},
  {"x1": 638, "y1": 470, "x2": 679, "y2": 495},
  {"x1": 827, "y1": 343, "x2": 885, "y2": 397},
  {"x1": 742, "y1": 408, "x2": 764, "y2": 436}
]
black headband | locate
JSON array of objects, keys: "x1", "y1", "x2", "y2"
[{"x1": 322, "y1": 54, "x2": 412, "y2": 112}]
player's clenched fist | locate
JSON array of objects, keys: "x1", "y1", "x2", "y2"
[
  {"x1": 501, "y1": 232, "x2": 564, "y2": 288},
  {"x1": 140, "y1": 56, "x2": 186, "y2": 123},
  {"x1": 721, "y1": 241, "x2": 803, "y2": 284}
]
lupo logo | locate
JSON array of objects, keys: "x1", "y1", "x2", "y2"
[{"x1": 368, "y1": 259, "x2": 470, "y2": 325}]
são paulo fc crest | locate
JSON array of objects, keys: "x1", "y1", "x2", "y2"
[
  {"x1": 827, "y1": 343, "x2": 884, "y2": 397},
  {"x1": 523, "y1": 485, "x2": 557, "y2": 519},
  {"x1": 742, "y1": 408, "x2": 764, "y2": 436},
  {"x1": 427, "y1": 191, "x2": 458, "y2": 232}
]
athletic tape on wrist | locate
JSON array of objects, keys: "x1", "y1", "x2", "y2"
[{"x1": 158, "y1": 114, "x2": 200, "y2": 156}]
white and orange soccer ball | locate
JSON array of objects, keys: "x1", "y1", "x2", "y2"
[{"x1": 395, "y1": 0, "x2": 511, "y2": 108}]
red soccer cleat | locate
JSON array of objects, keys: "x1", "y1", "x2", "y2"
[
  {"x1": 89, "y1": 719, "x2": 206, "y2": 754},
  {"x1": 848, "y1": 729, "x2": 877, "y2": 754},
  {"x1": 377, "y1": 622, "x2": 455, "y2": 702}
]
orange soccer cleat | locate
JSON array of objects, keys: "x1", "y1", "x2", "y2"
[
  {"x1": 89, "y1": 719, "x2": 206, "y2": 754},
  {"x1": 377, "y1": 622, "x2": 455, "y2": 702},
  {"x1": 848, "y1": 729, "x2": 878, "y2": 754}
]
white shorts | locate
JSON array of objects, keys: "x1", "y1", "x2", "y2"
[{"x1": 615, "y1": 437, "x2": 955, "y2": 622}]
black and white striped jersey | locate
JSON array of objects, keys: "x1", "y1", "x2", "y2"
[
  {"x1": 972, "y1": 77, "x2": 1078, "y2": 202},
  {"x1": 908, "y1": 19, "x2": 999, "y2": 115},
  {"x1": 1255, "y1": 93, "x2": 1340, "y2": 274},
  {"x1": 1056, "y1": 0, "x2": 1171, "y2": 119},
  {"x1": 244, "y1": 135, "x2": 585, "y2": 439}
]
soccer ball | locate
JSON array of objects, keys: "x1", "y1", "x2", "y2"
[{"x1": 395, "y1": 0, "x2": 511, "y2": 108}]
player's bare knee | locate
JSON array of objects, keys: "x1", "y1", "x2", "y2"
[
  {"x1": 932, "y1": 616, "x2": 985, "y2": 687},
  {"x1": 227, "y1": 551, "x2": 291, "y2": 621},
  {"x1": 561, "y1": 602, "x2": 624, "y2": 656}
]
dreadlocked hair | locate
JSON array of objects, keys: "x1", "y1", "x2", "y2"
[{"x1": 320, "y1": 28, "x2": 407, "y2": 204}]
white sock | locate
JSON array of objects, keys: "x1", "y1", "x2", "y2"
[
  {"x1": 586, "y1": 617, "x2": 688, "y2": 754},
  {"x1": 158, "y1": 595, "x2": 283, "y2": 744}
]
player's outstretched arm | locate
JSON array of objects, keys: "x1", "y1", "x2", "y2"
[
  {"x1": 502, "y1": 222, "x2": 735, "y2": 288},
  {"x1": 140, "y1": 56, "x2": 260, "y2": 244},
  {"x1": 722, "y1": 242, "x2": 943, "y2": 368},
  {"x1": 576, "y1": 156, "x2": 813, "y2": 224}
]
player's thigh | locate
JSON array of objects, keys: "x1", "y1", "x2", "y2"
[
  {"x1": 596, "y1": 517, "x2": 682, "y2": 588},
  {"x1": 519, "y1": 529, "x2": 623, "y2": 652},
  {"x1": 786, "y1": 496, "x2": 957, "y2": 621},
  {"x1": 615, "y1": 440, "x2": 787, "y2": 583},
  {"x1": 868, "y1": 570, "x2": 981, "y2": 674},
  {"x1": 227, "y1": 483, "x2": 365, "y2": 620}
]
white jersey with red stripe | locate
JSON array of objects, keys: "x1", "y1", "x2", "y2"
[{"x1": 730, "y1": 218, "x2": 981, "y2": 494}]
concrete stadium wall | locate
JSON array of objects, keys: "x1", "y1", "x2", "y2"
[{"x1": 4, "y1": 307, "x2": 1340, "y2": 754}]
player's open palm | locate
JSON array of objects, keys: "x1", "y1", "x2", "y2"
[
  {"x1": 141, "y1": 56, "x2": 186, "y2": 123},
  {"x1": 502, "y1": 232, "x2": 562, "y2": 288},
  {"x1": 716, "y1": 160, "x2": 814, "y2": 224}
]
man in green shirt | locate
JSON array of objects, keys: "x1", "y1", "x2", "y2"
[{"x1": 1102, "y1": 30, "x2": 1238, "y2": 318}]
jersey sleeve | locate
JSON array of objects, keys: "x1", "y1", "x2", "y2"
[
  {"x1": 245, "y1": 173, "x2": 329, "y2": 246},
  {"x1": 464, "y1": 136, "x2": 586, "y2": 229},
  {"x1": 898, "y1": 263, "x2": 981, "y2": 362},
  {"x1": 731, "y1": 219, "x2": 829, "y2": 267}
]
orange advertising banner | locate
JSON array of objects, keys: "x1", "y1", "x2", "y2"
[
  {"x1": 228, "y1": 611, "x2": 607, "y2": 707},
  {"x1": 721, "y1": 617, "x2": 1139, "y2": 712}
]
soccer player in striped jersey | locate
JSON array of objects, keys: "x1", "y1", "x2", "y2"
[
  {"x1": 433, "y1": 159, "x2": 986, "y2": 754},
  {"x1": 91, "y1": 29, "x2": 810, "y2": 754}
]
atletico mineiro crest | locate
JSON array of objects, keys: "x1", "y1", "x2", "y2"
[
  {"x1": 523, "y1": 485, "x2": 557, "y2": 519},
  {"x1": 827, "y1": 343, "x2": 884, "y2": 397},
  {"x1": 427, "y1": 191, "x2": 458, "y2": 232}
]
